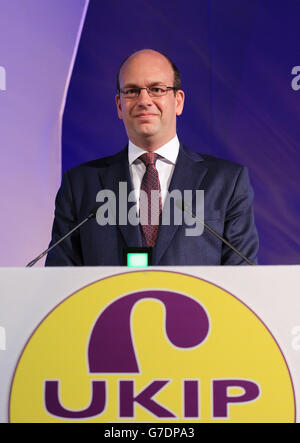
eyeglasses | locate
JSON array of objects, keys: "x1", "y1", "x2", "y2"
[{"x1": 119, "y1": 85, "x2": 178, "y2": 99}]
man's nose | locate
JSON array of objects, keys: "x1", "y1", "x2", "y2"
[{"x1": 136, "y1": 88, "x2": 152, "y2": 106}]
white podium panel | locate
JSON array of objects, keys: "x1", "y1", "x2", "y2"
[{"x1": 0, "y1": 266, "x2": 299, "y2": 423}]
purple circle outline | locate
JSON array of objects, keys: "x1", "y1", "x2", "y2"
[{"x1": 8, "y1": 269, "x2": 297, "y2": 423}]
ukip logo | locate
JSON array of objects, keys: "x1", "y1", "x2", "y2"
[
  {"x1": 45, "y1": 290, "x2": 213, "y2": 420},
  {"x1": 9, "y1": 272, "x2": 295, "y2": 423}
]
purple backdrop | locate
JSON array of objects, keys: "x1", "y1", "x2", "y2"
[
  {"x1": 62, "y1": 0, "x2": 300, "y2": 265},
  {"x1": 0, "y1": 0, "x2": 88, "y2": 266}
]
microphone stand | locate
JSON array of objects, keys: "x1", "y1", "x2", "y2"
[{"x1": 26, "y1": 208, "x2": 97, "y2": 268}]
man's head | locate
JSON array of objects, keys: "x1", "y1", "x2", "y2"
[{"x1": 116, "y1": 49, "x2": 184, "y2": 151}]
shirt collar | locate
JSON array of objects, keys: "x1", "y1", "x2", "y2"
[{"x1": 128, "y1": 135, "x2": 180, "y2": 165}]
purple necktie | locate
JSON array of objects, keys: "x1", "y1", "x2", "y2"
[{"x1": 139, "y1": 152, "x2": 162, "y2": 247}]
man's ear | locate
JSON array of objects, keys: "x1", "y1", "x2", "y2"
[
  {"x1": 115, "y1": 94, "x2": 123, "y2": 119},
  {"x1": 175, "y1": 90, "x2": 185, "y2": 116}
]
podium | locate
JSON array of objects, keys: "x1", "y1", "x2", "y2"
[{"x1": 1, "y1": 266, "x2": 299, "y2": 423}]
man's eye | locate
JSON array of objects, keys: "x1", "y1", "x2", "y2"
[
  {"x1": 151, "y1": 87, "x2": 165, "y2": 93},
  {"x1": 125, "y1": 88, "x2": 138, "y2": 95}
]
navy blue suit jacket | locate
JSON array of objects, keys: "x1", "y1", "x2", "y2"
[{"x1": 45, "y1": 145, "x2": 259, "y2": 266}]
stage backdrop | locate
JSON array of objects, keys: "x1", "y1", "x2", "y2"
[
  {"x1": 62, "y1": 0, "x2": 300, "y2": 265},
  {"x1": 0, "y1": 0, "x2": 89, "y2": 266}
]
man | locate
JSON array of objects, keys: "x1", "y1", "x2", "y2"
[{"x1": 45, "y1": 49, "x2": 258, "y2": 266}]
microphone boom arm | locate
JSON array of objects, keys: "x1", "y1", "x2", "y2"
[{"x1": 26, "y1": 209, "x2": 97, "y2": 268}]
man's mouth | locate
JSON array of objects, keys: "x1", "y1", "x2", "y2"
[{"x1": 135, "y1": 113, "x2": 158, "y2": 118}]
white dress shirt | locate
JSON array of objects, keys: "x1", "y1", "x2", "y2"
[{"x1": 128, "y1": 136, "x2": 180, "y2": 212}]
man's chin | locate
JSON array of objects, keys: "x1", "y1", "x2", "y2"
[{"x1": 135, "y1": 125, "x2": 159, "y2": 138}]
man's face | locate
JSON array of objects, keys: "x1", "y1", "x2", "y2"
[{"x1": 116, "y1": 50, "x2": 184, "y2": 150}]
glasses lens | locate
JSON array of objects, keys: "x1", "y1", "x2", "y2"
[
  {"x1": 122, "y1": 88, "x2": 139, "y2": 98},
  {"x1": 149, "y1": 86, "x2": 168, "y2": 97}
]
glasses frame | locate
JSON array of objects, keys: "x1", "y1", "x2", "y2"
[{"x1": 118, "y1": 85, "x2": 178, "y2": 99}]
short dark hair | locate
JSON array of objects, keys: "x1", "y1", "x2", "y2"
[{"x1": 116, "y1": 50, "x2": 181, "y2": 92}]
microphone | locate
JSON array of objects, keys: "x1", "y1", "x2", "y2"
[
  {"x1": 176, "y1": 199, "x2": 255, "y2": 266},
  {"x1": 26, "y1": 205, "x2": 99, "y2": 268}
]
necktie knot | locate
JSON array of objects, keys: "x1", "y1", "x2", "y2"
[{"x1": 140, "y1": 152, "x2": 158, "y2": 167}]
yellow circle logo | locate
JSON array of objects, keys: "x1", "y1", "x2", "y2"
[{"x1": 10, "y1": 271, "x2": 295, "y2": 422}]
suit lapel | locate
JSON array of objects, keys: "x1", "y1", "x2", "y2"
[
  {"x1": 154, "y1": 145, "x2": 208, "y2": 264},
  {"x1": 97, "y1": 148, "x2": 142, "y2": 248}
]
